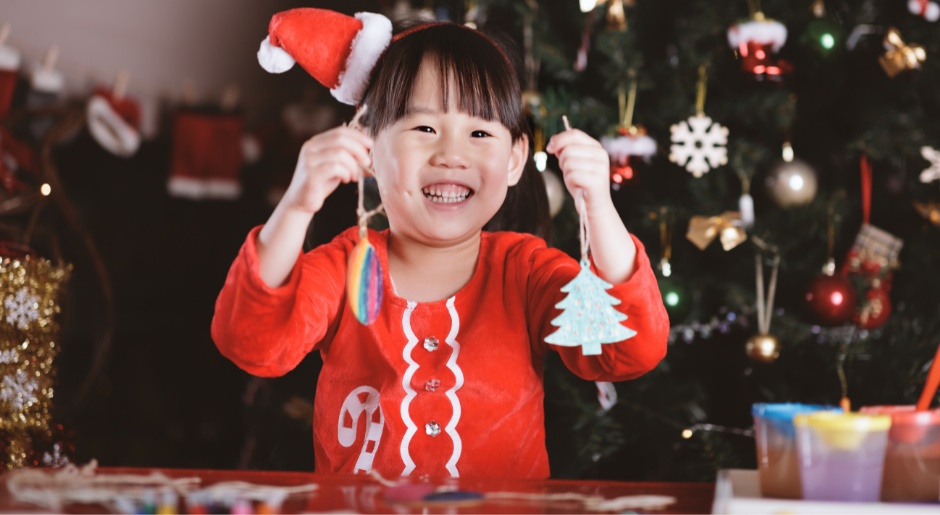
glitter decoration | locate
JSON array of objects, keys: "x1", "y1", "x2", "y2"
[
  {"x1": 0, "y1": 256, "x2": 71, "y2": 469},
  {"x1": 346, "y1": 238, "x2": 383, "y2": 325},
  {"x1": 425, "y1": 421, "x2": 441, "y2": 437}
]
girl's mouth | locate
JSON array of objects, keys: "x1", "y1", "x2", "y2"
[{"x1": 421, "y1": 183, "x2": 473, "y2": 204}]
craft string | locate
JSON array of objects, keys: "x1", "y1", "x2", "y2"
[
  {"x1": 860, "y1": 154, "x2": 872, "y2": 225},
  {"x1": 658, "y1": 208, "x2": 673, "y2": 262},
  {"x1": 619, "y1": 78, "x2": 637, "y2": 129},
  {"x1": 695, "y1": 64, "x2": 708, "y2": 116},
  {"x1": 348, "y1": 105, "x2": 385, "y2": 239},
  {"x1": 562, "y1": 115, "x2": 590, "y2": 265},
  {"x1": 754, "y1": 250, "x2": 780, "y2": 335}
]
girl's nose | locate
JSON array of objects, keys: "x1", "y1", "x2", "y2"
[{"x1": 429, "y1": 133, "x2": 470, "y2": 169}]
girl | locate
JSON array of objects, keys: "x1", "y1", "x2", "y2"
[{"x1": 213, "y1": 10, "x2": 668, "y2": 479}]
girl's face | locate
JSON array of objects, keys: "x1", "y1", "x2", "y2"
[{"x1": 371, "y1": 57, "x2": 528, "y2": 247}]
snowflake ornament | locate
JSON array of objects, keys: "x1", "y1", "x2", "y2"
[
  {"x1": 1, "y1": 369, "x2": 39, "y2": 410},
  {"x1": 669, "y1": 114, "x2": 729, "y2": 177},
  {"x1": 919, "y1": 146, "x2": 940, "y2": 184},
  {"x1": 4, "y1": 287, "x2": 39, "y2": 330}
]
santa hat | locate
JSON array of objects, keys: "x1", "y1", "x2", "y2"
[
  {"x1": 727, "y1": 19, "x2": 788, "y2": 54},
  {"x1": 86, "y1": 88, "x2": 142, "y2": 158},
  {"x1": 258, "y1": 8, "x2": 392, "y2": 105}
]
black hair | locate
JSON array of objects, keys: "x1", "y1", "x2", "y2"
[{"x1": 360, "y1": 23, "x2": 552, "y2": 243}]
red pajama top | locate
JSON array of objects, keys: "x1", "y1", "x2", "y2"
[{"x1": 212, "y1": 226, "x2": 668, "y2": 479}]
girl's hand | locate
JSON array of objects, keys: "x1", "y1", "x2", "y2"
[
  {"x1": 545, "y1": 129, "x2": 611, "y2": 214},
  {"x1": 282, "y1": 126, "x2": 374, "y2": 214}
]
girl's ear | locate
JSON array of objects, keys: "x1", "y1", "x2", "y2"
[{"x1": 507, "y1": 134, "x2": 529, "y2": 186}]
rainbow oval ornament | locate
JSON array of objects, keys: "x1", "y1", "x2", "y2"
[{"x1": 346, "y1": 236, "x2": 383, "y2": 325}]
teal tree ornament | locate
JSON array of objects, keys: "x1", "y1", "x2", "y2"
[{"x1": 544, "y1": 117, "x2": 637, "y2": 355}]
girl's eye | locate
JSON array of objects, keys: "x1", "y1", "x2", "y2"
[
  {"x1": 471, "y1": 130, "x2": 491, "y2": 138},
  {"x1": 414, "y1": 126, "x2": 436, "y2": 134}
]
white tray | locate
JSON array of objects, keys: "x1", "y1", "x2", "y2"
[{"x1": 712, "y1": 469, "x2": 940, "y2": 514}]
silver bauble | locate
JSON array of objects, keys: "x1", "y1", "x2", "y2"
[
  {"x1": 543, "y1": 170, "x2": 565, "y2": 218},
  {"x1": 765, "y1": 159, "x2": 818, "y2": 208}
]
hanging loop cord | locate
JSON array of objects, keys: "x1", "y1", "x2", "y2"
[
  {"x1": 695, "y1": 64, "x2": 708, "y2": 116},
  {"x1": 860, "y1": 154, "x2": 872, "y2": 225},
  {"x1": 348, "y1": 105, "x2": 384, "y2": 239},
  {"x1": 562, "y1": 115, "x2": 591, "y2": 266}
]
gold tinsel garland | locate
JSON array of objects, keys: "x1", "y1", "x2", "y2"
[{"x1": 0, "y1": 256, "x2": 71, "y2": 469}]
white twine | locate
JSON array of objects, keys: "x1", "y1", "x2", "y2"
[{"x1": 561, "y1": 115, "x2": 590, "y2": 266}]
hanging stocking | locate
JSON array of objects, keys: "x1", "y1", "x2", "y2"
[
  {"x1": 167, "y1": 106, "x2": 245, "y2": 200},
  {"x1": 0, "y1": 24, "x2": 21, "y2": 121},
  {"x1": 86, "y1": 71, "x2": 142, "y2": 158},
  {"x1": 841, "y1": 155, "x2": 903, "y2": 329},
  {"x1": 26, "y1": 46, "x2": 64, "y2": 142},
  {"x1": 544, "y1": 117, "x2": 636, "y2": 355}
]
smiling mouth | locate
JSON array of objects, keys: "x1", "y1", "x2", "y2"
[{"x1": 422, "y1": 183, "x2": 473, "y2": 204}]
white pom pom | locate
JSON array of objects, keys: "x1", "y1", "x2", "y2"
[
  {"x1": 926, "y1": 2, "x2": 940, "y2": 21},
  {"x1": 909, "y1": 0, "x2": 923, "y2": 15},
  {"x1": 257, "y1": 36, "x2": 295, "y2": 74}
]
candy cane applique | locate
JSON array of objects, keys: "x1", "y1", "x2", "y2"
[{"x1": 338, "y1": 385, "x2": 385, "y2": 474}]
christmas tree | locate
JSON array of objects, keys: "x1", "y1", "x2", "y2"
[{"x1": 468, "y1": 0, "x2": 940, "y2": 481}]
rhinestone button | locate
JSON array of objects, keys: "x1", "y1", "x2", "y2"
[
  {"x1": 425, "y1": 379, "x2": 441, "y2": 392},
  {"x1": 425, "y1": 421, "x2": 441, "y2": 437},
  {"x1": 423, "y1": 336, "x2": 439, "y2": 351}
]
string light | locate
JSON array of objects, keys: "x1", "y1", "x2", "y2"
[
  {"x1": 580, "y1": 0, "x2": 598, "y2": 12},
  {"x1": 788, "y1": 174, "x2": 805, "y2": 191},
  {"x1": 40, "y1": 184, "x2": 52, "y2": 196},
  {"x1": 534, "y1": 151, "x2": 548, "y2": 172},
  {"x1": 665, "y1": 291, "x2": 680, "y2": 307},
  {"x1": 782, "y1": 142, "x2": 794, "y2": 162},
  {"x1": 821, "y1": 33, "x2": 835, "y2": 49},
  {"x1": 682, "y1": 424, "x2": 755, "y2": 438}
]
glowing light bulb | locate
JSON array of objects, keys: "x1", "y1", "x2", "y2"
[
  {"x1": 831, "y1": 291, "x2": 843, "y2": 306},
  {"x1": 782, "y1": 142, "x2": 794, "y2": 162},
  {"x1": 40, "y1": 183, "x2": 51, "y2": 196},
  {"x1": 661, "y1": 261, "x2": 672, "y2": 277},
  {"x1": 788, "y1": 174, "x2": 804, "y2": 191},
  {"x1": 579, "y1": 0, "x2": 597, "y2": 12},
  {"x1": 534, "y1": 151, "x2": 548, "y2": 172},
  {"x1": 821, "y1": 33, "x2": 835, "y2": 49},
  {"x1": 682, "y1": 429, "x2": 693, "y2": 439},
  {"x1": 665, "y1": 292, "x2": 679, "y2": 307},
  {"x1": 755, "y1": 49, "x2": 766, "y2": 60}
]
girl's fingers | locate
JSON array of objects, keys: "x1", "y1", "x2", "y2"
[
  {"x1": 546, "y1": 128, "x2": 601, "y2": 154},
  {"x1": 557, "y1": 147, "x2": 609, "y2": 171},
  {"x1": 307, "y1": 148, "x2": 364, "y2": 178},
  {"x1": 305, "y1": 128, "x2": 373, "y2": 168}
]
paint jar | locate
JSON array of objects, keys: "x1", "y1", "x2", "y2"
[
  {"x1": 860, "y1": 405, "x2": 940, "y2": 502},
  {"x1": 752, "y1": 403, "x2": 841, "y2": 498},
  {"x1": 794, "y1": 412, "x2": 891, "y2": 502}
]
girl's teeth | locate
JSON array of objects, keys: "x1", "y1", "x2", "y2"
[{"x1": 422, "y1": 186, "x2": 470, "y2": 203}]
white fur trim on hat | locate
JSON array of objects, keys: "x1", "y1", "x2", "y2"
[
  {"x1": 727, "y1": 19, "x2": 788, "y2": 53},
  {"x1": 601, "y1": 134, "x2": 657, "y2": 163},
  {"x1": 87, "y1": 96, "x2": 141, "y2": 158},
  {"x1": 331, "y1": 12, "x2": 392, "y2": 105},
  {"x1": 258, "y1": 35, "x2": 296, "y2": 74}
]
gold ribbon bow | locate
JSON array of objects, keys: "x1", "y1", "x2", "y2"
[
  {"x1": 914, "y1": 201, "x2": 940, "y2": 227},
  {"x1": 879, "y1": 27, "x2": 926, "y2": 78},
  {"x1": 686, "y1": 212, "x2": 748, "y2": 251}
]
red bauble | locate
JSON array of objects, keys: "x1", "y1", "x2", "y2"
[
  {"x1": 804, "y1": 274, "x2": 857, "y2": 326},
  {"x1": 857, "y1": 287, "x2": 891, "y2": 329}
]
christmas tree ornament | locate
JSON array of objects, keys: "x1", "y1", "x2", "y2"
[
  {"x1": 653, "y1": 207, "x2": 674, "y2": 277},
  {"x1": 686, "y1": 212, "x2": 747, "y2": 251},
  {"x1": 0, "y1": 24, "x2": 21, "y2": 121},
  {"x1": 669, "y1": 66, "x2": 728, "y2": 177},
  {"x1": 805, "y1": 208, "x2": 856, "y2": 325},
  {"x1": 653, "y1": 208, "x2": 690, "y2": 321},
  {"x1": 545, "y1": 116, "x2": 637, "y2": 356},
  {"x1": 606, "y1": 0, "x2": 627, "y2": 31},
  {"x1": 878, "y1": 27, "x2": 925, "y2": 78},
  {"x1": 734, "y1": 167, "x2": 755, "y2": 228},
  {"x1": 543, "y1": 170, "x2": 565, "y2": 218},
  {"x1": 86, "y1": 70, "x2": 142, "y2": 158},
  {"x1": 0, "y1": 254, "x2": 71, "y2": 469},
  {"x1": 918, "y1": 146, "x2": 940, "y2": 184},
  {"x1": 601, "y1": 81, "x2": 656, "y2": 190},
  {"x1": 727, "y1": 10, "x2": 793, "y2": 81},
  {"x1": 256, "y1": 8, "x2": 393, "y2": 105},
  {"x1": 842, "y1": 156, "x2": 903, "y2": 330},
  {"x1": 574, "y1": 10, "x2": 595, "y2": 71},
  {"x1": 345, "y1": 106, "x2": 385, "y2": 326},
  {"x1": 909, "y1": 0, "x2": 940, "y2": 22},
  {"x1": 765, "y1": 158, "x2": 817, "y2": 208},
  {"x1": 25, "y1": 46, "x2": 64, "y2": 142},
  {"x1": 913, "y1": 201, "x2": 940, "y2": 227},
  {"x1": 801, "y1": 2, "x2": 842, "y2": 55},
  {"x1": 747, "y1": 243, "x2": 780, "y2": 364},
  {"x1": 596, "y1": 381, "x2": 618, "y2": 412}
]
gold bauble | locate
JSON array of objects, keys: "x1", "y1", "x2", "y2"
[
  {"x1": 543, "y1": 169, "x2": 565, "y2": 218},
  {"x1": 765, "y1": 159, "x2": 818, "y2": 208},
  {"x1": 745, "y1": 334, "x2": 780, "y2": 363}
]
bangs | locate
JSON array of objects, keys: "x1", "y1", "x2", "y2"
[{"x1": 360, "y1": 24, "x2": 526, "y2": 142}]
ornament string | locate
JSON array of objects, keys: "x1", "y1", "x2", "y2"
[
  {"x1": 347, "y1": 105, "x2": 384, "y2": 240},
  {"x1": 563, "y1": 115, "x2": 591, "y2": 265},
  {"x1": 752, "y1": 237, "x2": 779, "y2": 335},
  {"x1": 860, "y1": 154, "x2": 872, "y2": 225},
  {"x1": 695, "y1": 64, "x2": 708, "y2": 116},
  {"x1": 619, "y1": 78, "x2": 638, "y2": 129}
]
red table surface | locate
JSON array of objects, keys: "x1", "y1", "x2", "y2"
[{"x1": 0, "y1": 467, "x2": 715, "y2": 514}]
